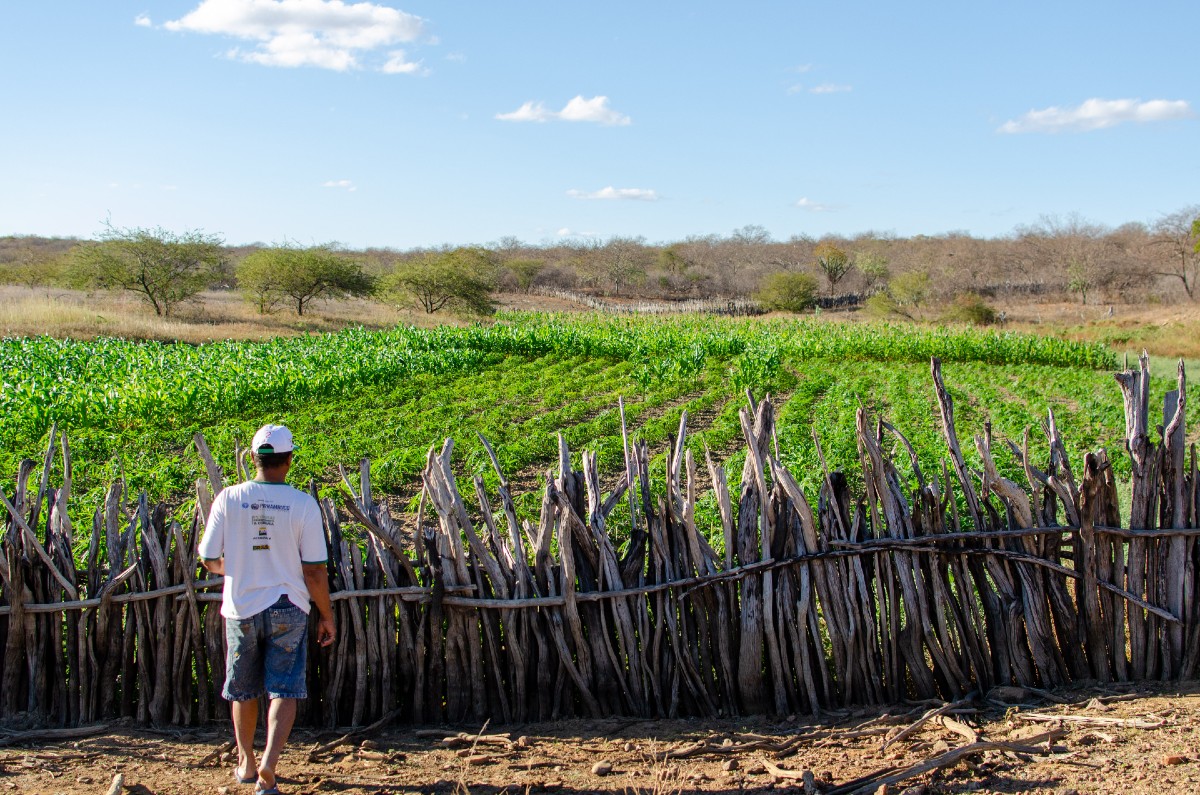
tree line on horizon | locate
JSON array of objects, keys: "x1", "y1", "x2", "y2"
[{"x1": 1, "y1": 206, "x2": 1197, "y2": 322}]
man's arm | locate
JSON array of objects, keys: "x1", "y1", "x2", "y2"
[
  {"x1": 200, "y1": 557, "x2": 225, "y2": 575},
  {"x1": 302, "y1": 563, "x2": 336, "y2": 647}
]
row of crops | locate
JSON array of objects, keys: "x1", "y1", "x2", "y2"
[{"x1": 0, "y1": 312, "x2": 1133, "y2": 521}]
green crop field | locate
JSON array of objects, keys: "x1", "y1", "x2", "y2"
[{"x1": 0, "y1": 312, "x2": 1147, "y2": 530}]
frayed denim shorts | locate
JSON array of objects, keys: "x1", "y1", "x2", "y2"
[{"x1": 223, "y1": 595, "x2": 308, "y2": 701}]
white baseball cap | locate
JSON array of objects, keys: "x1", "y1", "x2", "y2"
[{"x1": 251, "y1": 424, "x2": 294, "y2": 454}]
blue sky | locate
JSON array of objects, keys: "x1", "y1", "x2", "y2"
[{"x1": 1, "y1": 1, "x2": 1196, "y2": 248}]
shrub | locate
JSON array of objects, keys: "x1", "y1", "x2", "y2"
[
  {"x1": 754, "y1": 272, "x2": 818, "y2": 313},
  {"x1": 942, "y1": 293, "x2": 998, "y2": 326}
]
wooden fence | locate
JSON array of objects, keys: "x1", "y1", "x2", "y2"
[{"x1": 1, "y1": 356, "x2": 1198, "y2": 729}]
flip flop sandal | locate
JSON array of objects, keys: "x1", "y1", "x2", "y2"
[{"x1": 254, "y1": 782, "x2": 282, "y2": 795}]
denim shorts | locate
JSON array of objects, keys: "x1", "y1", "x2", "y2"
[{"x1": 223, "y1": 595, "x2": 309, "y2": 701}]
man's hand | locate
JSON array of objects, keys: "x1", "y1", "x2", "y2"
[{"x1": 316, "y1": 614, "x2": 336, "y2": 647}]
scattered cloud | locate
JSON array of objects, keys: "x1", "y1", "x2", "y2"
[
  {"x1": 556, "y1": 228, "x2": 597, "y2": 238},
  {"x1": 497, "y1": 95, "x2": 631, "y2": 126},
  {"x1": 787, "y1": 82, "x2": 852, "y2": 95},
  {"x1": 567, "y1": 187, "x2": 658, "y2": 201},
  {"x1": 134, "y1": 13, "x2": 153, "y2": 27},
  {"x1": 809, "y1": 83, "x2": 852, "y2": 94},
  {"x1": 791, "y1": 64, "x2": 813, "y2": 73},
  {"x1": 322, "y1": 179, "x2": 356, "y2": 191},
  {"x1": 445, "y1": 51, "x2": 466, "y2": 62},
  {"x1": 163, "y1": 0, "x2": 427, "y2": 73},
  {"x1": 795, "y1": 197, "x2": 832, "y2": 212},
  {"x1": 999, "y1": 98, "x2": 1194, "y2": 133},
  {"x1": 381, "y1": 50, "x2": 422, "y2": 74}
]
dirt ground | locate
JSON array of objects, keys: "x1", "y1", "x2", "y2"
[{"x1": 2, "y1": 682, "x2": 1198, "y2": 795}]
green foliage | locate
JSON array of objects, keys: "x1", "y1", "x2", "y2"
[
  {"x1": 506, "y1": 259, "x2": 544, "y2": 292},
  {"x1": 814, "y1": 242, "x2": 852, "y2": 292},
  {"x1": 0, "y1": 313, "x2": 1122, "y2": 525},
  {"x1": 237, "y1": 245, "x2": 373, "y2": 316},
  {"x1": 754, "y1": 272, "x2": 818, "y2": 313},
  {"x1": 387, "y1": 247, "x2": 498, "y2": 316},
  {"x1": 864, "y1": 291, "x2": 906, "y2": 319},
  {"x1": 0, "y1": 253, "x2": 69, "y2": 288},
  {"x1": 69, "y1": 225, "x2": 225, "y2": 316},
  {"x1": 941, "y1": 293, "x2": 998, "y2": 326},
  {"x1": 855, "y1": 252, "x2": 890, "y2": 293},
  {"x1": 890, "y1": 270, "x2": 932, "y2": 309}
]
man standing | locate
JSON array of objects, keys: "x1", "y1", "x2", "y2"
[{"x1": 199, "y1": 424, "x2": 336, "y2": 795}]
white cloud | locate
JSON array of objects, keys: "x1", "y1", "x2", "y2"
[
  {"x1": 445, "y1": 51, "x2": 466, "y2": 63},
  {"x1": 163, "y1": 0, "x2": 426, "y2": 73},
  {"x1": 999, "y1": 98, "x2": 1194, "y2": 133},
  {"x1": 496, "y1": 95, "x2": 631, "y2": 126},
  {"x1": 134, "y1": 14, "x2": 153, "y2": 27},
  {"x1": 795, "y1": 197, "x2": 831, "y2": 212},
  {"x1": 322, "y1": 179, "x2": 356, "y2": 191},
  {"x1": 381, "y1": 50, "x2": 422, "y2": 74},
  {"x1": 567, "y1": 187, "x2": 658, "y2": 201},
  {"x1": 556, "y1": 228, "x2": 597, "y2": 238},
  {"x1": 809, "y1": 83, "x2": 851, "y2": 94},
  {"x1": 791, "y1": 64, "x2": 812, "y2": 73}
]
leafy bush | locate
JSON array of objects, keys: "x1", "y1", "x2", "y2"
[
  {"x1": 754, "y1": 272, "x2": 818, "y2": 313},
  {"x1": 864, "y1": 291, "x2": 905, "y2": 319},
  {"x1": 942, "y1": 293, "x2": 998, "y2": 326}
]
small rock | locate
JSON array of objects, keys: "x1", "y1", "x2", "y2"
[
  {"x1": 931, "y1": 739, "x2": 950, "y2": 754},
  {"x1": 899, "y1": 786, "x2": 928, "y2": 795},
  {"x1": 360, "y1": 739, "x2": 380, "y2": 750},
  {"x1": 217, "y1": 787, "x2": 230, "y2": 795},
  {"x1": 76, "y1": 777, "x2": 92, "y2": 785},
  {"x1": 1062, "y1": 789, "x2": 1080, "y2": 795},
  {"x1": 722, "y1": 738, "x2": 733, "y2": 747},
  {"x1": 722, "y1": 759, "x2": 739, "y2": 772},
  {"x1": 591, "y1": 761, "x2": 613, "y2": 776},
  {"x1": 1164, "y1": 755, "x2": 1189, "y2": 766},
  {"x1": 622, "y1": 741, "x2": 635, "y2": 752},
  {"x1": 517, "y1": 736, "x2": 530, "y2": 748},
  {"x1": 746, "y1": 763, "x2": 766, "y2": 775},
  {"x1": 875, "y1": 785, "x2": 890, "y2": 795},
  {"x1": 465, "y1": 755, "x2": 490, "y2": 766}
]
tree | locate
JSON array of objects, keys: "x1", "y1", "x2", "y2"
[
  {"x1": 855, "y1": 252, "x2": 890, "y2": 293},
  {"x1": 387, "y1": 247, "x2": 498, "y2": 315},
  {"x1": 237, "y1": 245, "x2": 374, "y2": 315},
  {"x1": 1150, "y1": 206, "x2": 1200, "y2": 299},
  {"x1": 890, "y1": 270, "x2": 931, "y2": 309},
  {"x1": 1066, "y1": 260, "x2": 1092, "y2": 304},
  {"x1": 754, "y1": 272, "x2": 818, "y2": 313},
  {"x1": 814, "y1": 242, "x2": 852, "y2": 293},
  {"x1": 506, "y1": 259, "x2": 544, "y2": 292},
  {"x1": 70, "y1": 225, "x2": 225, "y2": 316}
]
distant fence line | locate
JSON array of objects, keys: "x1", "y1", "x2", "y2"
[
  {"x1": 529, "y1": 287, "x2": 866, "y2": 315},
  {"x1": 1, "y1": 356, "x2": 1198, "y2": 729}
]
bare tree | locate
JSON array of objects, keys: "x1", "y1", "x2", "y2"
[{"x1": 1150, "y1": 205, "x2": 1200, "y2": 299}]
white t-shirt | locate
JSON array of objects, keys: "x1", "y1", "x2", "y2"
[{"x1": 198, "y1": 480, "x2": 328, "y2": 620}]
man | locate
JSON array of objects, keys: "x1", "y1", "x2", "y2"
[{"x1": 199, "y1": 424, "x2": 336, "y2": 795}]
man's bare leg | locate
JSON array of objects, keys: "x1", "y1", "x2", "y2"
[
  {"x1": 256, "y1": 697, "x2": 297, "y2": 791},
  {"x1": 231, "y1": 698, "x2": 259, "y2": 782}
]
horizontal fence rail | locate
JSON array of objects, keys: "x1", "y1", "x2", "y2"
[{"x1": 1, "y1": 356, "x2": 1198, "y2": 730}]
